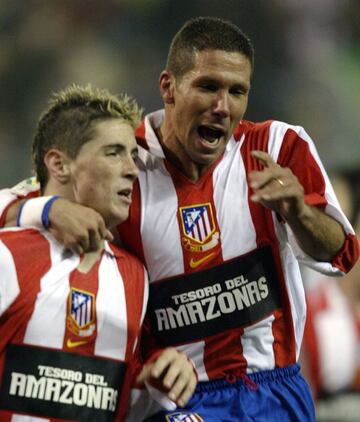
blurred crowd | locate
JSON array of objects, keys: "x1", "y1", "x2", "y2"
[
  {"x1": 301, "y1": 171, "x2": 360, "y2": 421},
  {"x1": 1, "y1": 0, "x2": 359, "y2": 420},
  {"x1": 1, "y1": 0, "x2": 359, "y2": 185}
]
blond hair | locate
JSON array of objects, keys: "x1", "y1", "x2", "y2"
[{"x1": 32, "y1": 84, "x2": 142, "y2": 188}]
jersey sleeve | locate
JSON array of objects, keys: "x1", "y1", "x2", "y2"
[
  {"x1": 0, "y1": 177, "x2": 40, "y2": 227},
  {"x1": 275, "y1": 123, "x2": 359, "y2": 275}
]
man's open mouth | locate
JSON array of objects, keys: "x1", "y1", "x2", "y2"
[
  {"x1": 198, "y1": 125, "x2": 225, "y2": 144},
  {"x1": 117, "y1": 188, "x2": 132, "y2": 199}
]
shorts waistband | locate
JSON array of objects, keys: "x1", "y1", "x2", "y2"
[{"x1": 195, "y1": 364, "x2": 300, "y2": 393}]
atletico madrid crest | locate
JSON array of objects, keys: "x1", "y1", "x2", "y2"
[
  {"x1": 67, "y1": 288, "x2": 96, "y2": 337},
  {"x1": 180, "y1": 203, "x2": 215, "y2": 243},
  {"x1": 179, "y1": 203, "x2": 220, "y2": 253},
  {"x1": 165, "y1": 412, "x2": 203, "y2": 422}
]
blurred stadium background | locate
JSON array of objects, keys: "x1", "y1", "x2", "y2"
[{"x1": 0, "y1": 0, "x2": 359, "y2": 186}]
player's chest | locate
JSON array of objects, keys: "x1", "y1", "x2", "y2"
[{"x1": 138, "y1": 157, "x2": 270, "y2": 281}]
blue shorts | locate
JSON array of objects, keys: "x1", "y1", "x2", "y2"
[{"x1": 144, "y1": 364, "x2": 315, "y2": 422}]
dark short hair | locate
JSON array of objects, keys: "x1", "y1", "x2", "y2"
[
  {"x1": 166, "y1": 16, "x2": 254, "y2": 79},
  {"x1": 32, "y1": 84, "x2": 142, "y2": 189}
]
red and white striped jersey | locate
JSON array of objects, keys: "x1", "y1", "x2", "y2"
[
  {"x1": 0, "y1": 228, "x2": 148, "y2": 422},
  {"x1": 118, "y1": 110, "x2": 359, "y2": 382}
]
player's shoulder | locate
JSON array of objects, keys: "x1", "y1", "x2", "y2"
[
  {"x1": 234, "y1": 119, "x2": 308, "y2": 147},
  {"x1": 233, "y1": 119, "x2": 272, "y2": 139},
  {"x1": 237, "y1": 119, "x2": 304, "y2": 133}
]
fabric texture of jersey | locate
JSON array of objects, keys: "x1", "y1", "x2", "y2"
[
  {"x1": 144, "y1": 364, "x2": 315, "y2": 422},
  {"x1": 0, "y1": 227, "x2": 148, "y2": 422}
]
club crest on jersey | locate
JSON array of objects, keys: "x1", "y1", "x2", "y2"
[
  {"x1": 67, "y1": 288, "x2": 96, "y2": 337},
  {"x1": 165, "y1": 412, "x2": 203, "y2": 422},
  {"x1": 180, "y1": 203, "x2": 219, "y2": 252}
]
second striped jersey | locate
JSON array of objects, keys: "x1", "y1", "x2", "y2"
[{"x1": 0, "y1": 228, "x2": 148, "y2": 421}]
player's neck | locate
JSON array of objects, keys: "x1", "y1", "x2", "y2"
[
  {"x1": 43, "y1": 179, "x2": 75, "y2": 201},
  {"x1": 156, "y1": 123, "x2": 209, "y2": 182}
]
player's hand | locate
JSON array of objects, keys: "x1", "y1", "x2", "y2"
[
  {"x1": 136, "y1": 347, "x2": 197, "y2": 408},
  {"x1": 48, "y1": 199, "x2": 113, "y2": 254},
  {"x1": 249, "y1": 150, "x2": 306, "y2": 222}
]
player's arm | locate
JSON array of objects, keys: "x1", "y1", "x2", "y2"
[
  {"x1": 2, "y1": 200, "x2": 24, "y2": 227},
  {"x1": 249, "y1": 150, "x2": 349, "y2": 262},
  {"x1": 49, "y1": 199, "x2": 113, "y2": 254},
  {"x1": 1, "y1": 192, "x2": 112, "y2": 254}
]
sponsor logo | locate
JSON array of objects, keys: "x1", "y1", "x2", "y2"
[
  {"x1": 147, "y1": 246, "x2": 282, "y2": 346},
  {"x1": 66, "y1": 339, "x2": 89, "y2": 349},
  {"x1": 0, "y1": 344, "x2": 126, "y2": 421},
  {"x1": 179, "y1": 203, "x2": 219, "y2": 253},
  {"x1": 189, "y1": 253, "x2": 214, "y2": 269},
  {"x1": 166, "y1": 412, "x2": 203, "y2": 422},
  {"x1": 155, "y1": 275, "x2": 269, "y2": 331}
]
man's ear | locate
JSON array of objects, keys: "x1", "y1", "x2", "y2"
[
  {"x1": 159, "y1": 70, "x2": 175, "y2": 104},
  {"x1": 43, "y1": 149, "x2": 71, "y2": 184}
]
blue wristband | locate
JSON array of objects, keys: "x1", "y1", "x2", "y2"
[
  {"x1": 41, "y1": 195, "x2": 60, "y2": 229},
  {"x1": 16, "y1": 201, "x2": 27, "y2": 227}
]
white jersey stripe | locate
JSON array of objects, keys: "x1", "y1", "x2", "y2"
[
  {"x1": 139, "y1": 161, "x2": 184, "y2": 281},
  {"x1": 242, "y1": 315, "x2": 276, "y2": 372},
  {"x1": 95, "y1": 249, "x2": 127, "y2": 360},
  {"x1": 23, "y1": 244, "x2": 77, "y2": 348},
  {"x1": 139, "y1": 121, "x2": 184, "y2": 281},
  {"x1": 213, "y1": 136, "x2": 257, "y2": 260},
  {"x1": 267, "y1": 120, "x2": 288, "y2": 161},
  {"x1": 0, "y1": 240, "x2": 20, "y2": 317}
]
